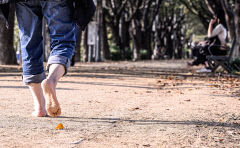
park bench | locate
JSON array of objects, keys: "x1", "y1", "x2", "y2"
[{"x1": 206, "y1": 37, "x2": 236, "y2": 73}]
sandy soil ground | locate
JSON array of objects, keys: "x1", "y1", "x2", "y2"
[{"x1": 0, "y1": 60, "x2": 239, "y2": 148}]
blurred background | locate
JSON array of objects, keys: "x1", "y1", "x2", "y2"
[{"x1": 0, "y1": 0, "x2": 239, "y2": 66}]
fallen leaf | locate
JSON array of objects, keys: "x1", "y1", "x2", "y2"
[
  {"x1": 56, "y1": 123, "x2": 64, "y2": 130},
  {"x1": 218, "y1": 118, "x2": 224, "y2": 122},
  {"x1": 219, "y1": 139, "x2": 224, "y2": 142},
  {"x1": 143, "y1": 144, "x2": 151, "y2": 147},
  {"x1": 130, "y1": 107, "x2": 140, "y2": 111},
  {"x1": 212, "y1": 84, "x2": 221, "y2": 88}
]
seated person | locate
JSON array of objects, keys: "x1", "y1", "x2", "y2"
[{"x1": 188, "y1": 14, "x2": 228, "y2": 72}]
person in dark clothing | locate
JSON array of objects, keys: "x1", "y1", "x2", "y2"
[
  {"x1": 0, "y1": 0, "x2": 95, "y2": 117},
  {"x1": 16, "y1": 0, "x2": 78, "y2": 117},
  {"x1": 188, "y1": 14, "x2": 228, "y2": 72}
]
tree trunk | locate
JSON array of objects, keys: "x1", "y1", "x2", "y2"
[
  {"x1": 102, "y1": 9, "x2": 110, "y2": 60},
  {"x1": 120, "y1": 18, "x2": 130, "y2": 57},
  {"x1": 233, "y1": 2, "x2": 240, "y2": 58},
  {"x1": 94, "y1": 0, "x2": 102, "y2": 62},
  {"x1": 220, "y1": 0, "x2": 235, "y2": 39},
  {"x1": 74, "y1": 30, "x2": 82, "y2": 62},
  {"x1": 83, "y1": 28, "x2": 89, "y2": 62},
  {"x1": 152, "y1": 29, "x2": 160, "y2": 60},
  {"x1": 43, "y1": 19, "x2": 51, "y2": 62},
  {"x1": 0, "y1": 4, "x2": 16, "y2": 65},
  {"x1": 144, "y1": 31, "x2": 152, "y2": 59},
  {"x1": 132, "y1": 21, "x2": 141, "y2": 61},
  {"x1": 166, "y1": 35, "x2": 174, "y2": 59},
  {"x1": 110, "y1": 23, "x2": 124, "y2": 59},
  {"x1": 133, "y1": 38, "x2": 141, "y2": 61}
]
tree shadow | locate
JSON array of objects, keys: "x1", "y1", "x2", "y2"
[
  {"x1": 57, "y1": 116, "x2": 240, "y2": 129},
  {"x1": 0, "y1": 61, "x2": 238, "y2": 81},
  {"x1": 58, "y1": 80, "x2": 216, "y2": 90},
  {"x1": 0, "y1": 79, "x2": 22, "y2": 82},
  {"x1": 59, "y1": 81, "x2": 157, "y2": 90},
  {"x1": 0, "y1": 73, "x2": 22, "y2": 77},
  {"x1": 0, "y1": 85, "x2": 78, "y2": 90},
  {"x1": 67, "y1": 66, "x2": 215, "y2": 80}
]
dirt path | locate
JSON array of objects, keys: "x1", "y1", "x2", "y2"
[{"x1": 0, "y1": 60, "x2": 239, "y2": 148}]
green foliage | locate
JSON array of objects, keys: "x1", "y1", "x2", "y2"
[
  {"x1": 109, "y1": 43, "x2": 132, "y2": 61},
  {"x1": 110, "y1": 43, "x2": 121, "y2": 61},
  {"x1": 14, "y1": 16, "x2": 20, "y2": 51},
  {"x1": 140, "y1": 49, "x2": 148, "y2": 60},
  {"x1": 125, "y1": 47, "x2": 133, "y2": 60},
  {"x1": 185, "y1": 13, "x2": 206, "y2": 37},
  {"x1": 230, "y1": 58, "x2": 240, "y2": 72}
]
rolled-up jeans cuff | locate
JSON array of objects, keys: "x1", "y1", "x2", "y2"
[
  {"x1": 23, "y1": 72, "x2": 46, "y2": 85},
  {"x1": 47, "y1": 55, "x2": 71, "y2": 76}
]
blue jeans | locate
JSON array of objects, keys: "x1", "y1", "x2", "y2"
[{"x1": 16, "y1": 0, "x2": 78, "y2": 84}]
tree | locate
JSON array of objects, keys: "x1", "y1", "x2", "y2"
[
  {"x1": 129, "y1": 0, "x2": 162, "y2": 60},
  {"x1": 104, "y1": 0, "x2": 128, "y2": 59},
  {"x1": 152, "y1": 0, "x2": 188, "y2": 59},
  {"x1": 101, "y1": 8, "x2": 110, "y2": 60},
  {"x1": 179, "y1": 0, "x2": 212, "y2": 29},
  {"x1": 219, "y1": 0, "x2": 240, "y2": 58},
  {"x1": 0, "y1": 4, "x2": 16, "y2": 65},
  {"x1": 42, "y1": 19, "x2": 51, "y2": 62}
]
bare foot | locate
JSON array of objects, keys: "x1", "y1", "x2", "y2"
[
  {"x1": 41, "y1": 79, "x2": 61, "y2": 117},
  {"x1": 32, "y1": 110, "x2": 47, "y2": 117}
]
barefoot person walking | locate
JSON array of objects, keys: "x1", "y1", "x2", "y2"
[
  {"x1": 15, "y1": 0, "x2": 78, "y2": 117},
  {"x1": 0, "y1": 0, "x2": 95, "y2": 117}
]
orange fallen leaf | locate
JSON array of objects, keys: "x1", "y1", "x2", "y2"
[
  {"x1": 56, "y1": 123, "x2": 64, "y2": 130},
  {"x1": 218, "y1": 118, "x2": 224, "y2": 122}
]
